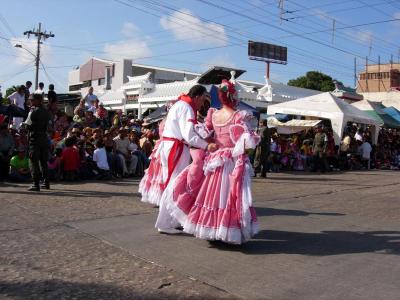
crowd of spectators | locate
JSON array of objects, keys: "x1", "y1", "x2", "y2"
[
  {"x1": 0, "y1": 84, "x2": 157, "y2": 182},
  {"x1": 256, "y1": 123, "x2": 400, "y2": 173}
]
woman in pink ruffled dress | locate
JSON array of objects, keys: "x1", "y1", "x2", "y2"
[
  {"x1": 168, "y1": 80, "x2": 261, "y2": 244},
  {"x1": 138, "y1": 119, "x2": 166, "y2": 206}
]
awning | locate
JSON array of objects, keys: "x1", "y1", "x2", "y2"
[{"x1": 268, "y1": 117, "x2": 322, "y2": 134}]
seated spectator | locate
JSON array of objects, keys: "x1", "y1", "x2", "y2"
[
  {"x1": 84, "y1": 111, "x2": 97, "y2": 128},
  {"x1": 104, "y1": 131, "x2": 121, "y2": 177},
  {"x1": 74, "y1": 99, "x2": 86, "y2": 117},
  {"x1": 93, "y1": 140, "x2": 111, "y2": 179},
  {"x1": 0, "y1": 124, "x2": 15, "y2": 180},
  {"x1": 48, "y1": 148, "x2": 62, "y2": 181},
  {"x1": 114, "y1": 128, "x2": 138, "y2": 176},
  {"x1": 61, "y1": 136, "x2": 80, "y2": 181},
  {"x1": 9, "y1": 146, "x2": 31, "y2": 182},
  {"x1": 54, "y1": 111, "x2": 69, "y2": 136}
]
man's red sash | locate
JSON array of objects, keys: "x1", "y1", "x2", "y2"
[{"x1": 161, "y1": 136, "x2": 184, "y2": 188}]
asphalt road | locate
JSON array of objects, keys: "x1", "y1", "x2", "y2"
[{"x1": 1, "y1": 171, "x2": 399, "y2": 299}]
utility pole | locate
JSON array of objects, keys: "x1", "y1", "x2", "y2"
[{"x1": 23, "y1": 23, "x2": 55, "y2": 90}]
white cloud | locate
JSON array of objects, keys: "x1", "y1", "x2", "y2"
[
  {"x1": 10, "y1": 37, "x2": 52, "y2": 65},
  {"x1": 121, "y1": 22, "x2": 140, "y2": 38},
  {"x1": 104, "y1": 22, "x2": 152, "y2": 61},
  {"x1": 357, "y1": 30, "x2": 373, "y2": 44},
  {"x1": 201, "y1": 54, "x2": 236, "y2": 71},
  {"x1": 160, "y1": 8, "x2": 228, "y2": 46}
]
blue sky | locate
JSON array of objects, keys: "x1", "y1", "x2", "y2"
[{"x1": 1, "y1": 0, "x2": 400, "y2": 93}]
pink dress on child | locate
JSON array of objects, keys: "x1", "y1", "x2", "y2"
[
  {"x1": 139, "y1": 119, "x2": 166, "y2": 206},
  {"x1": 168, "y1": 108, "x2": 260, "y2": 244}
]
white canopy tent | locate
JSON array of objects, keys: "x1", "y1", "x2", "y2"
[{"x1": 267, "y1": 92, "x2": 382, "y2": 145}]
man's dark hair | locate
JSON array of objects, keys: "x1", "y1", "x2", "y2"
[
  {"x1": 32, "y1": 93, "x2": 43, "y2": 102},
  {"x1": 96, "y1": 140, "x2": 104, "y2": 148},
  {"x1": 48, "y1": 84, "x2": 54, "y2": 90},
  {"x1": 26, "y1": 81, "x2": 32, "y2": 86},
  {"x1": 65, "y1": 136, "x2": 77, "y2": 147},
  {"x1": 187, "y1": 85, "x2": 206, "y2": 98},
  {"x1": 39, "y1": 82, "x2": 44, "y2": 88}
]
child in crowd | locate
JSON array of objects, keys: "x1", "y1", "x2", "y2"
[
  {"x1": 61, "y1": 136, "x2": 80, "y2": 181},
  {"x1": 93, "y1": 140, "x2": 111, "y2": 180},
  {"x1": 48, "y1": 148, "x2": 62, "y2": 181}
]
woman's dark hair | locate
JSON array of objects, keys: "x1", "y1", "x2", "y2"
[{"x1": 187, "y1": 85, "x2": 206, "y2": 98}]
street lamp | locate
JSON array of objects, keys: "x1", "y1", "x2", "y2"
[{"x1": 14, "y1": 44, "x2": 39, "y2": 90}]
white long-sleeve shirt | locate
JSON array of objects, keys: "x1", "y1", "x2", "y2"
[
  {"x1": 157, "y1": 100, "x2": 208, "y2": 183},
  {"x1": 162, "y1": 101, "x2": 208, "y2": 149}
]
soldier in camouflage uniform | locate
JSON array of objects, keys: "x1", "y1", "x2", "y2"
[
  {"x1": 25, "y1": 94, "x2": 50, "y2": 191},
  {"x1": 254, "y1": 119, "x2": 270, "y2": 178},
  {"x1": 312, "y1": 125, "x2": 328, "y2": 173}
]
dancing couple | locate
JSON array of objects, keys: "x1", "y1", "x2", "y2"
[{"x1": 139, "y1": 80, "x2": 260, "y2": 244}]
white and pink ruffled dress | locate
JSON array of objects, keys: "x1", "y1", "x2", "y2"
[
  {"x1": 169, "y1": 108, "x2": 260, "y2": 244},
  {"x1": 139, "y1": 119, "x2": 166, "y2": 206}
]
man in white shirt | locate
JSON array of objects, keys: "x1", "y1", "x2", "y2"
[
  {"x1": 358, "y1": 138, "x2": 372, "y2": 169},
  {"x1": 8, "y1": 85, "x2": 26, "y2": 129},
  {"x1": 84, "y1": 87, "x2": 98, "y2": 109},
  {"x1": 34, "y1": 82, "x2": 45, "y2": 95},
  {"x1": 154, "y1": 85, "x2": 217, "y2": 234}
]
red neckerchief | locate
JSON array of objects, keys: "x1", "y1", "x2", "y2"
[{"x1": 178, "y1": 94, "x2": 197, "y2": 116}]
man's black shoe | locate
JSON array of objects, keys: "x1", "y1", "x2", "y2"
[
  {"x1": 41, "y1": 181, "x2": 50, "y2": 189},
  {"x1": 28, "y1": 185, "x2": 40, "y2": 192}
]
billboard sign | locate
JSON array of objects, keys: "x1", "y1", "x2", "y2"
[{"x1": 248, "y1": 40, "x2": 287, "y2": 64}]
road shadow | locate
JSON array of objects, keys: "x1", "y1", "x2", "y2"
[
  {"x1": 255, "y1": 207, "x2": 345, "y2": 217},
  {"x1": 209, "y1": 230, "x2": 400, "y2": 256},
  {"x1": 263, "y1": 176, "x2": 347, "y2": 182},
  {"x1": 0, "y1": 189, "x2": 133, "y2": 198},
  {"x1": 0, "y1": 279, "x2": 230, "y2": 300}
]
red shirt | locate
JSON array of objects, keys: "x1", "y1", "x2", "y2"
[{"x1": 61, "y1": 146, "x2": 80, "y2": 171}]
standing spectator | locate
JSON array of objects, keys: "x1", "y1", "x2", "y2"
[
  {"x1": 24, "y1": 81, "x2": 32, "y2": 112},
  {"x1": 83, "y1": 86, "x2": 98, "y2": 108},
  {"x1": 25, "y1": 93, "x2": 50, "y2": 191},
  {"x1": 358, "y1": 138, "x2": 372, "y2": 169},
  {"x1": 254, "y1": 119, "x2": 270, "y2": 178},
  {"x1": 34, "y1": 82, "x2": 45, "y2": 95},
  {"x1": 47, "y1": 84, "x2": 58, "y2": 118},
  {"x1": 9, "y1": 146, "x2": 31, "y2": 182},
  {"x1": 83, "y1": 110, "x2": 97, "y2": 128},
  {"x1": 8, "y1": 85, "x2": 26, "y2": 129},
  {"x1": 0, "y1": 123, "x2": 15, "y2": 180},
  {"x1": 312, "y1": 126, "x2": 328, "y2": 172}
]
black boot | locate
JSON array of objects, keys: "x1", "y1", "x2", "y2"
[
  {"x1": 40, "y1": 180, "x2": 50, "y2": 189},
  {"x1": 28, "y1": 184, "x2": 40, "y2": 192},
  {"x1": 28, "y1": 180, "x2": 40, "y2": 192}
]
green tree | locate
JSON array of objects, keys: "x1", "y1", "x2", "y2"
[
  {"x1": 287, "y1": 71, "x2": 336, "y2": 92},
  {"x1": 5, "y1": 86, "x2": 17, "y2": 98},
  {"x1": 1, "y1": 86, "x2": 17, "y2": 105}
]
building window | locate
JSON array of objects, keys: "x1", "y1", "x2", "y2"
[{"x1": 98, "y1": 78, "x2": 105, "y2": 85}]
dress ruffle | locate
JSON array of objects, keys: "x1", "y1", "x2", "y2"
[{"x1": 167, "y1": 147, "x2": 259, "y2": 244}]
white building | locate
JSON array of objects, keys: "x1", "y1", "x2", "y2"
[{"x1": 68, "y1": 57, "x2": 321, "y2": 118}]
